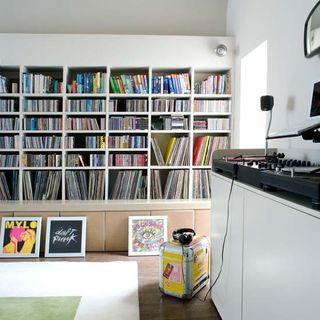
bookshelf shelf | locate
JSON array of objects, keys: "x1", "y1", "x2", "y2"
[{"x1": 0, "y1": 65, "x2": 232, "y2": 202}]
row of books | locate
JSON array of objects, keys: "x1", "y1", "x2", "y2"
[
  {"x1": 152, "y1": 169, "x2": 189, "y2": 199},
  {"x1": 109, "y1": 116, "x2": 148, "y2": 130},
  {"x1": 108, "y1": 135, "x2": 147, "y2": 149},
  {"x1": 0, "y1": 118, "x2": 19, "y2": 131},
  {"x1": 152, "y1": 99, "x2": 191, "y2": 112},
  {"x1": 0, "y1": 155, "x2": 19, "y2": 167},
  {"x1": 23, "y1": 171, "x2": 62, "y2": 200},
  {"x1": 193, "y1": 100, "x2": 231, "y2": 113},
  {"x1": 24, "y1": 118, "x2": 62, "y2": 131},
  {"x1": 109, "y1": 99, "x2": 148, "y2": 112},
  {"x1": 69, "y1": 73, "x2": 107, "y2": 94},
  {"x1": 23, "y1": 99, "x2": 61, "y2": 112},
  {"x1": 21, "y1": 154, "x2": 62, "y2": 167},
  {"x1": 24, "y1": 136, "x2": 61, "y2": 149},
  {"x1": 193, "y1": 136, "x2": 229, "y2": 166},
  {"x1": 152, "y1": 74, "x2": 191, "y2": 94},
  {"x1": 66, "y1": 154, "x2": 105, "y2": 167},
  {"x1": 192, "y1": 170, "x2": 211, "y2": 199},
  {"x1": 0, "y1": 99, "x2": 18, "y2": 112},
  {"x1": 151, "y1": 116, "x2": 189, "y2": 130},
  {"x1": 109, "y1": 154, "x2": 147, "y2": 167},
  {"x1": 67, "y1": 99, "x2": 106, "y2": 112},
  {"x1": 67, "y1": 118, "x2": 106, "y2": 130},
  {"x1": 110, "y1": 75, "x2": 149, "y2": 94},
  {"x1": 109, "y1": 170, "x2": 147, "y2": 200},
  {"x1": 193, "y1": 118, "x2": 230, "y2": 130},
  {"x1": 23, "y1": 73, "x2": 63, "y2": 94},
  {"x1": 151, "y1": 136, "x2": 190, "y2": 166},
  {"x1": 85, "y1": 136, "x2": 105, "y2": 149},
  {"x1": 194, "y1": 74, "x2": 230, "y2": 94},
  {"x1": 66, "y1": 170, "x2": 105, "y2": 200},
  {"x1": 0, "y1": 135, "x2": 19, "y2": 149},
  {"x1": 0, "y1": 171, "x2": 18, "y2": 200}
]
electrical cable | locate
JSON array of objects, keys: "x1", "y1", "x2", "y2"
[
  {"x1": 196, "y1": 177, "x2": 235, "y2": 302},
  {"x1": 265, "y1": 108, "x2": 273, "y2": 157}
]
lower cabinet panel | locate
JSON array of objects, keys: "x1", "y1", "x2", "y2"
[
  {"x1": 13, "y1": 211, "x2": 59, "y2": 253},
  {"x1": 194, "y1": 209, "x2": 211, "y2": 238},
  {"x1": 106, "y1": 211, "x2": 150, "y2": 251},
  {"x1": 151, "y1": 210, "x2": 194, "y2": 241},
  {"x1": 60, "y1": 211, "x2": 106, "y2": 252}
]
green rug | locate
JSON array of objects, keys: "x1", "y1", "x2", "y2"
[{"x1": 0, "y1": 296, "x2": 81, "y2": 320}]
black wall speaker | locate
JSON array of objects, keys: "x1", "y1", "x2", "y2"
[{"x1": 260, "y1": 95, "x2": 274, "y2": 111}]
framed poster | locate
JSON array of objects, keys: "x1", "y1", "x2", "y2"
[
  {"x1": 45, "y1": 217, "x2": 86, "y2": 257},
  {"x1": 0, "y1": 217, "x2": 42, "y2": 258},
  {"x1": 128, "y1": 216, "x2": 167, "y2": 256}
]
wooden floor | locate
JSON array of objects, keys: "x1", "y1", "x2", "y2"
[
  {"x1": 85, "y1": 252, "x2": 222, "y2": 320},
  {"x1": 2, "y1": 252, "x2": 222, "y2": 320}
]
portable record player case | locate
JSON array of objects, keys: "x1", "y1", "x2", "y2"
[{"x1": 159, "y1": 236, "x2": 210, "y2": 299}]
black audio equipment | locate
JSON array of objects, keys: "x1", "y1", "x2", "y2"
[
  {"x1": 213, "y1": 153, "x2": 320, "y2": 210},
  {"x1": 260, "y1": 95, "x2": 274, "y2": 111}
]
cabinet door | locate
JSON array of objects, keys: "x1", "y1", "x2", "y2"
[
  {"x1": 195, "y1": 209, "x2": 211, "y2": 238},
  {"x1": 151, "y1": 210, "x2": 194, "y2": 241},
  {"x1": 61, "y1": 211, "x2": 105, "y2": 252},
  {"x1": 211, "y1": 174, "x2": 244, "y2": 320},
  {"x1": 243, "y1": 191, "x2": 320, "y2": 320},
  {"x1": 14, "y1": 211, "x2": 59, "y2": 253},
  {"x1": 106, "y1": 211, "x2": 150, "y2": 251}
]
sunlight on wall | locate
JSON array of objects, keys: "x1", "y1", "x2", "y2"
[{"x1": 239, "y1": 41, "x2": 268, "y2": 148}]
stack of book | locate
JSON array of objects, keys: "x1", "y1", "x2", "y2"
[
  {"x1": 207, "y1": 118, "x2": 230, "y2": 130},
  {"x1": 163, "y1": 170, "x2": 189, "y2": 199},
  {"x1": 0, "y1": 75, "x2": 10, "y2": 93},
  {"x1": 0, "y1": 171, "x2": 18, "y2": 200},
  {"x1": 152, "y1": 116, "x2": 188, "y2": 130},
  {"x1": 67, "y1": 118, "x2": 105, "y2": 130},
  {"x1": 151, "y1": 170, "x2": 162, "y2": 199},
  {"x1": 23, "y1": 171, "x2": 62, "y2": 200},
  {"x1": 24, "y1": 136, "x2": 61, "y2": 149},
  {"x1": 69, "y1": 72, "x2": 106, "y2": 94},
  {"x1": 110, "y1": 75, "x2": 148, "y2": 94},
  {"x1": 24, "y1": 118, "x2": 62, "y2": 131},
  {"x1": 23, "y1": 73, "x2": 63, "y2": 94},
  {"x1": 109, "y1": 116, "x2": 148, "y2": 130},
  {"x1": 66, "y1": 170, "x2": 105, "y2": 200},
  {"x1": 193, "y1": 100, "x2": 231, "y2": 113},
  {"x1": 193, "y1": 120, "x2": 207, "y2": 130},
  {"x1": 152, "y1": 74, "x2": 191, "y2": 94},
  {"x1": 109, "y1": 99, "x2": 148, "y2": 112},
  {"x1": 0, "y1": 99, "x2": 18, "y2": 112},
  {"x1": 0, "y1": 118, "x2": 19, "y2": 131},
  {"x1": 193, "y1": 170, "x2": 211, "y2": 199},
  {"x1": 109, "y1": 170, "x2": 147, "y2": 200},
  {"x1": 23, "y1": 99, "x2": 61, "y2": 112},
  {"x1": 108, "y1": 135, "x2": 147, "y2": 149},
  {"x1": 0, "y1": 155, "x2": 19, "y2": 167},
  {"x1": 193, "y1": 136, "x2": 229, "y2": 166},
  {"x1": 194, "y1": 73, "x2": 230, "y2": 94},
  {"x1": 109, "y1": 154, "x2": 147, "y2": 167},
  {"x1": 67, "y1": 99, "x2": 106, "y2": 112},
  {"x1": 0, "y1": 135, "x2": 19, "y2": 149},
  {"x1": 152, "y1": 99, "x2": 191, "y2": 112},
  {"x1": 21, "y1": 154, "x2": 62, "y2": 167}
]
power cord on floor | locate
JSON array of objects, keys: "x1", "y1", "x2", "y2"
[{"x1": 196, "y1": 177, "x2": 235, "y2": 302}]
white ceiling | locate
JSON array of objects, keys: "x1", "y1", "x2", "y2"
[{"x1": 0, "y1": 0, "x2": 227, "y2": 36}]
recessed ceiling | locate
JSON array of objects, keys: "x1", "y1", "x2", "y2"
[{"x1": 0, "y1": 0, "x2": 227, "y2": 36}]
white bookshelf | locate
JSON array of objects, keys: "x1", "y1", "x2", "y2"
[{"x1": 0, "y1": 65, "x2": 232, "y2": 202}]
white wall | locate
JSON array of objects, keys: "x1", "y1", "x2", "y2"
[
  {"x1": 0, "y1": 34, "x2": 234, "y2": 69},
  {"x1": 0, "y1": 0, "x2": 227, "y2": 36},
  {"x1": 227, "y1": 0, "x2": 320, "y2": 160}
]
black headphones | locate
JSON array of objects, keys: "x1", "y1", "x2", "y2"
[{"x1": 172, "y1": 228, "x2": 196, "y2": 245}]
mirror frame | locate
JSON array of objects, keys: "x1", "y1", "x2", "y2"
[{"x1": 304, "y1": 0, "x2": 320, "y2": 58}]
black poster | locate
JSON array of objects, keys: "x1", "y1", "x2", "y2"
[{"x1": 48, "y1": 220, "x2": 84, "y2": 254}]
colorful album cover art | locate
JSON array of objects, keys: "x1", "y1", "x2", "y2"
[
  {"x1": 0, "y1": 218, "x2": 41, "y2": 257},
  {"x1": 130, "y1": 217, "x2": 167, "y2": 255}
]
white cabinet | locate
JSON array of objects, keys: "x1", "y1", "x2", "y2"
[
  {"x1": 211, "y1": 172, "x2": 320, "y2": 320},
  {"x1": 211, "y1": 174, "x2": 244, "y2": 320}
]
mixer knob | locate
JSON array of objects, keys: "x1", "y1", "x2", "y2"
[
  {"x1": 282, "y1": 159, "x2": 288, "y2": 166},
  {"x1": 307, "y1": 161, "x2": 311, "y2": 166},
  {"x1": 301, "y1": 160, "x2": 306, "y2": 166},
  {"x1": 247, "y1": 161, "x2": 253, "y2": 166},
  {"x1": 296, "y1": 160, "x2": 302, "y2": 166},
  {"x1": 287, "y1": 160, "x2": 293, "y2": 167},
  {"x1": 292, "y1": 160, "x2": 297, "y2": 166}
]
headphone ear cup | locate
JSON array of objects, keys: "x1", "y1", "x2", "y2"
[{"x1": 179, "y1": 233, "x2": 192, "y2": 245}]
